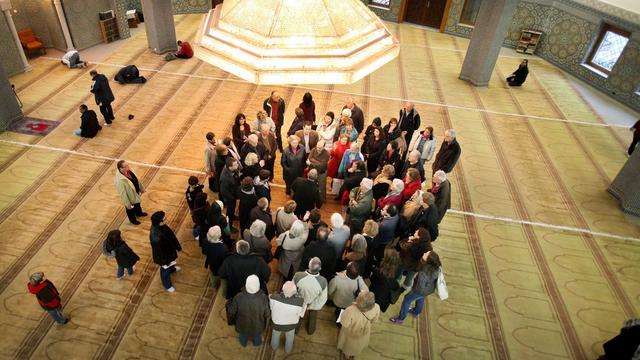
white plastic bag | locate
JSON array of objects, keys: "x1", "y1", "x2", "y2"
[
  {"x1": 331, "y1": 178, "x2": 344, "y2": 195},
  {"x1": 436, "y1": 267, "x2": 448, "y2": 300}
]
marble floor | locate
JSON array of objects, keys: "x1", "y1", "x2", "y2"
[{"x1": 1, "y1": 14, "x2": 639, "y2": 360}]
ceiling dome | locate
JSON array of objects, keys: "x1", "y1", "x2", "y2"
[{"x1": 195, "y1": 0, "x2": 400, "y2": 84}]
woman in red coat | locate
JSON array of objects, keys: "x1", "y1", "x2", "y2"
[
  {"x1": 401, "y1": 168, "x2": 422, "y2": 203},
  {"x1": 327, "y1": 134, "x2": 351, "y2": 179}
]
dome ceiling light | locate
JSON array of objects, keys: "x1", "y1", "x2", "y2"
[{"x1": 194, "y1": 0, "x2": 400, "y2": 85}]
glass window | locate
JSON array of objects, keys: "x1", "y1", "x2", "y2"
[
  {"x1": 587, "y1": 24, "x2": 630, "y2": 74},
  {"x1": 460, "y1": 0, "x2": 482, "y2": 26},
  {"x1": 370, "y1": 0, "x2": 390, "y2": 8}
]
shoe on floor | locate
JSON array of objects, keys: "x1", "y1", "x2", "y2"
[
  {"x1": 116, "y1": 275, "x2": 125, "y2": 280},
  {"x1": 167, "y1": 287, "x2": 176, "y2": 293},
  {"x1": 131, "y1": 220, "x2": 141, "y2": 225},
  {"x1": 62, "y1": 318, "x2": 70, "y2": 324},
  {"x1": 102, "y1": 122, "x2": 111, "y2": 127},
  {"x1": 137, "y1": 212, "x2": 148, "y2": 217},
  {"x1": 174, "y1": 266, "x2": 182, "y2": 272},
  {"x1": 389, "y1": 317, "x2": 404, "y2": 324}
]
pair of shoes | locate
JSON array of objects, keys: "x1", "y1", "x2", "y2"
[
  {"x1": 174, "y1": 266, "x2": 182, "y2": 272},
  {"x1": 131, "y1": 220, "x2": 141, "y2": 225},
  {"x1": 167, "y1": 287, "x2": 176, "y2": 292},
  {"x1": 389, "y1": 317, "x2": 404, "y2": 324},
  {"x1": 137, "y1": 212, "x2": 148, "y2": 217},
  {"x1": 408, "y1": 308, "x2": 419, "y2": 318},
  {"x1": 194, "y1": 236, "x2": 199, "y2": 241}
]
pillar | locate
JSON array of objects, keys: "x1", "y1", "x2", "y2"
[
  {"x1": 608, "y1": 149, "x2": 640, "y2": 217},
  {"x1": 53, "y1": 0, "x2": 75, "y2": 51},
  {"x1": 458, "y1": 0, "x2": 519, "y2": 86},
  {"x1": 141, "y1": 0, "x2": 177, "y2": 54},
  {"x1": 1, "y1": 0, "x2": 31, "y2": 72},
  {"x1": 0, "y1": 65, "x2": 23, "y2": 130}
]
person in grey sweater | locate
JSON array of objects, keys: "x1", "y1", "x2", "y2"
[
  {"x1": 328, "y1": 262, "x2": 368, "y2": 324},
  {"x1": 269, "y1": 281, "x2": 305, "y2": 353}
]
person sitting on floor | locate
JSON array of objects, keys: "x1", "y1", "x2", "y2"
[
  {"x1": 507, "y1": 59, "x2": 529, "y2": 86},
  {"x1": 114, "y1": 65, "x2": 146, "y2": 84},
  {"x1": 61, "y1": 50, "x2": 87, "y2": 69},
  {"x1": 74, "y1": 104, "x2": 102, "y2": 138},
  {"x1": 175, "y1": 40, "x2": 193, "y2": 58}
]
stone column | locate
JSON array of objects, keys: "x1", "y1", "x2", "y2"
[
  {"x1": 459, "y1": 0, "x2": 519, "y2": 86},
  {"x1": 1, "y1": 0, "x2": 32, "y2": 72},
  {"x1": 53, "y1": 0, "x2": 75, "y2": 51},
  {"x1": 141, "y1": 0, "x2": 177, "y2": 54},
  {"x1": 0, "y1": 64, "x2": 23, "y2": 131},
  {"x1": 608, "y1": 149, "x2": 640, "y2": 217}
]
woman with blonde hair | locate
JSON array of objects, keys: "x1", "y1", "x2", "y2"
[
  {"x1": 275, "y1": 200, "x2": 298, "y2": 235},
  {"x1": 337, "y1": 290, "x2": 381, "y2": 359}
]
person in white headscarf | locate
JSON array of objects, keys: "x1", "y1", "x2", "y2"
[{"x1": 227, "y1": 275, "x2": 270, "y2": 347}]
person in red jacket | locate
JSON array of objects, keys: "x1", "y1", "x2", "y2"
[
  {"x1": 27, "y1": 272, "x2": 68, "y2": 324},
  {"x1": 175, "y1": 40, "x2": 193, "y2": 59},
  {"x1": 401, "y1": 168, "x2": 422, "y2": 203}
]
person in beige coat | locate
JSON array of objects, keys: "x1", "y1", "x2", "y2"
[
  {"x1": 337, "y1": 290, "x2": 381, "y2": 359},
  {"x1": 114, "y1": 160, "x2": 147, "y2": 225}
]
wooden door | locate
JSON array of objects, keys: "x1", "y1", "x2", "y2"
[{"x1": 404, "y1": 0, "x2": 448, "y2": 29}]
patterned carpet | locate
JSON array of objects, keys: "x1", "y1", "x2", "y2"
[{"x1": 0, "y1": 14, "x2": 638, "y2": 360}]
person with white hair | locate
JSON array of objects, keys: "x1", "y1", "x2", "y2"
[
  {"x1": 401, "y1": 149, "x2": 425, "y2": 181},
  {"x1": 347, "y1": 178, "x2": 374, "y2": 234},
  {"x1": 27, "y1": 272, "x2": 68, "y2": 324},
  {"x1": 202, "y1": 226, "x2": 229, "y2": 287},
  {"x1": 377, "y1": 178, "x2": 405, "y2": 211},
  {"x1": 429, "y1": 170, "x2": 451, "y2": 224},
  {"x1": 338, "y1": 142, "x2": 364, "y2": 177},
  {"x1": 342, "y1": 97, "x2": 365, "y2": 134},
  {"x1": 240, "y1": 133, "x2": 266, "y2": 167},
  {"x1": 269, "y1": 281, "x2": 305, "y2": 353},
  {"x1": 338, "y1": 290, "x2": 380, "y2": 358},
  {"x1": 291, "y1": 168, "x2": 323, "y2": 218},
  {"x1": 398, "y1": 101, "x2": 421, "y2": 146},
  {"x1": 219, "y1": 240, "x2": 271, "y2": 299},
  {"x1": 227, "y1": 275, "x2": 271, "y2": 347},
  {"x1": 282, "y1": 135, "x2": 306, "y2": 195},
  {"x1": 243, "y1": 219, "x2": 272, "y2": 263},
  {"x1": 293, "y1": 257, "x2": 328, "y2": 334},
  {"x1": 432, "y1": 128, "x2": 461, "y2": 175},
  {"x1": 328, "y1": 213, "x2": 351, "y2": 258},
  {"x1": 407, "y1": 125, "x2": 436, "y2": 164},
  {"x1": 276, "y1": 220, "x2": 309, "y2": 279}
]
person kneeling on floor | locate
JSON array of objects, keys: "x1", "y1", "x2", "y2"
[
  {"x1": 74, "y1": 104, "x2": 102, "y2": 138},
  {"x1": 114, "y1": 65, "x2": 146, "y2": 84},
  {"x1": 164, "y1": 40, "x2": 193, "y2": 61},
  {"x1": 61, "y1": 50, "x2": 87, "y2": 68}
]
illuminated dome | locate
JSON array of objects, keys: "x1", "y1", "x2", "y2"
[{"x1": 194, "y1": 0, "x2": 400, "y2": 84}]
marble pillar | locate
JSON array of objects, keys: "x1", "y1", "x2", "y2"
[
  {"x1": 459, "y1": 0, "x2": 519, "y2": 86},
  {"x1": 141, "y1": 0, "x2": 177, "y2": 54},
  {"x1": 608, "y1": 149, "x2": 640, "y2": 217},
  {"x1": 53, "y1": 0, "x2": 75, "y2": 50},
  {"x1": 1, "y1": 0, "x2": 31, "y2": 72},
  {"x1": 0, "y1": 64, "x2": 23, "y2": 130}
]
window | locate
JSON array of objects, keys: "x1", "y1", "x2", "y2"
[
  {"x1": 460, "y1": 0, "x2": 482, "y2": 26},
  {"x1": 586, "y1": 24, "x2": 630, "y2": 74},
  {"x1": 369, "y1": 0, "x2": 390, "y2": 8}
]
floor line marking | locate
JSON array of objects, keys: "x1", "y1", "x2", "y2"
[
  {"x1": 39, "y1": 56, "x2": 632, "y2": 130},
  {"x1": 2, "y1": 139, "x2": 638, "y2": 243}
]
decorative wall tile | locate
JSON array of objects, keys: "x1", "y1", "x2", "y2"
[
  {"x1": 63, "y1": 0, "x2": 113, "y2": 50},
  {"x1": 172, "y1": 0, "x2": 210, "y2": 14},
  {"x1": 112, "y1": 0, "x2": 131, "y2": 40}
]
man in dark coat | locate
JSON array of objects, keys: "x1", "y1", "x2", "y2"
[
  {"x1": 411, "y1": 193, "x2": 439, "y2": 241},
  {"x1": 263, "y1": 90, "x2": 286, "y2": 151},
  {"x1": 432, "y1": 129, "x2": 461, "y2": 175},
  {"x1": 240, "y1": 134, "x2": 267, "y2": 165},
  {"x1": 74, "y1": 104, "x2": 102, "y2": 138},
  {"x1": 89, "y1": 69, "x2": 115, "y2": 125},
  {"x1": 219, "y1": 240, "x2": 271, "y2": 299},
  {"x1": 114, "y1": 65, "x2": 146, "y2": 84},
  {"x1": 300, "y1": 226, "x2": 337, "y2": 281},
  {"x1": 291, "y1": 169, "x2": 322, "y2": 218},
  {"x1": 343, "y1": 97, "x2": 365, "y2": 134},
  {"x1": 249, "y1": 198, "x2": 275, "y2": 240},
  {"x1": 219, "y1": 157, "x2": 240, "y2": 232},
  {"x1": 429, "y1": 171, "x2": 451, "y2": 224},
  {"x1": 150, "y1": 211, "x2": 182, "y2": 292},
  {"x1": 398, "y1": 102, "x2": 421, "y2": 149},
  {"x1": 506, "y1": 59, "x2": 529, "y2": 86}
]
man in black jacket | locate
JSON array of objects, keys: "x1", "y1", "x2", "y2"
[
  {"x1": 249, "y1": 198, "x2": 275, "y2": 240},
  {"x1": 398, "y1": 102, "x2": 421, "y2": 149},
  {"x1": 432, "y1": 129, "x2": 461, "y2": 176},
  {"x1": 291, "y1": 169, "x2": 323, "y2": 218},
  {"x1": 342, "y1": 97, "x2": 365, "y2": 134},
  {"x1": 219, "y1": 157, "x2": 240, "y2": 232},
  {"x1": 90, "y1": 69, "x2": 115, "y2": 126},
  {"x1": 114, "y1": 64, "x2": 146, "y2": 84},
  {"x1": 74, "y1": 104, "x2": 102, "y2": 138},
  {"x1": 219, "y1": 240, "x2": 271, "y2": 299},
  {"x1": 150, "y1": 211, "x2": 182, "y2": 292},
  {"x1": 263, "y1": 90, "x2": 286, "y2": 152},
  {"x1": 300, "y1": 226, "x2": 337, "y2": 281}
]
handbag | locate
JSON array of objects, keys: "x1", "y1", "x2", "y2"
[
  {"x1": 436, "y1": 267, "x2": 448, "y2": 300},
  {"x1": 353, "y1": 278, "x2": 361, "y2": 298},
  {"x1": 274, "y1": 233, "x2": 288, "y2": 259}
]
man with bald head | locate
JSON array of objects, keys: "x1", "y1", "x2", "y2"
[
  {"x1": 398, "y1": 101, "x2": 421, "y2": 149},
  {"x1": 342, "y1": 97, "x2": 364, "y2": 134}
]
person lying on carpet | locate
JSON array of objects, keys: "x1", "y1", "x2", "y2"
[{"x1": 114, "y1": 65, "x2": 147, "y2": 84}]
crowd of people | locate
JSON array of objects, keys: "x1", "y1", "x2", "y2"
[{"x1": 30, "y1": 89, "x2": 461, "y2": 358}]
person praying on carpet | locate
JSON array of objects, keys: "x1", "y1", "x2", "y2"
[
  {"x1": 61, "y1": 50, "x2": 87, "y2": 69},
  {"x1": 506, "y1": 59, "x2": 529, "y2": 86}
]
